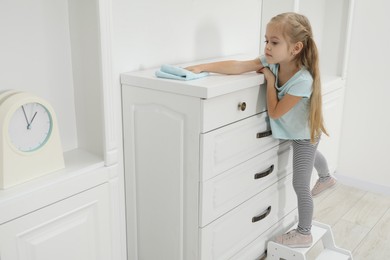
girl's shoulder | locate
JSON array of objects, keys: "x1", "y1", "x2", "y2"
[
  {"x1": 296, "y1": 67, "x2": 313, "y2": 82},
  {"x1": 291, "y1": 68, "x2": 313, "y2": 87},
  {"x1": 284, "y1": 69, "x2": 313, "y2": 97}
]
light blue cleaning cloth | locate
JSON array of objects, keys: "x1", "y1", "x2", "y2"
[{"x1": 155, "y1": 64, "x2": 209, "y2": 81}]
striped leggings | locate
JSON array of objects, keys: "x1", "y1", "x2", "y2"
[{"x1": 292, "y1": 139, "x2": 330, "y2": 235}]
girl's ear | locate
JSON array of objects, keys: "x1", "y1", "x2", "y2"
[{"x1": 294, "y1": 41, "x2": 304, "y2": 54}]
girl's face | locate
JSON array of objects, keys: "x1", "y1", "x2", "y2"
[{"x1": 264, "y1": 23, "x2": 294, "y2": 64}]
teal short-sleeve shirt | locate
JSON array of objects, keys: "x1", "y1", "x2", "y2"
[{"x1": 260, "y1": 55, "x2": 312, "y2": 140}]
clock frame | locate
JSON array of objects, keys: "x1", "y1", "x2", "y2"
[{"x1": 0, "y1": 91, "x2": 64, "y2": 189}]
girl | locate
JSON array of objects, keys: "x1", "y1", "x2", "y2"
[{"x1": 186, "y1": 12, "x2": 336, "y2": 248}]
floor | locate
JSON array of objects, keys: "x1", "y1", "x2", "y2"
[
  {"x1": 264, "y1": 182, "x2": 390, "y2": 259},
  {"x1": 311, "y1": 183, "x2": 390, "y2": 259}
]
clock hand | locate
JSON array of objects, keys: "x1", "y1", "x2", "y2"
[
  {"x1": 29, "y1": 111, "x2": 38, "y2": 127},
  {"x1": 21, "y1": 105, "x2": 31, "y2": 129}
]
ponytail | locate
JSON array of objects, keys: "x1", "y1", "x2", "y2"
[{"x1": 304, "y1": 37, "x2": 328, "y2": 142}]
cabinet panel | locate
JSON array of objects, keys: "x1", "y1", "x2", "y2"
[
  {"x1": 201, "y1": 112, "x2": 279, "y2": 181},
  {"x1": 318, "y1": 87, "x2": 345, "y2": 174},
  {"x1": 200, "y1": 174, "x2": 296, "y2": 260},
  {"x1": 122, "y1": 86, "x2": 201, "y2": 260},
  {"x1": 133, "y1": 103, "x2": 185, "y2": 260},
  {"x1": 201, "y1": 85, "x2": 266, "y2": 132},
  {"x1": 0, "y1": 184, "x2": 111, "y2": 260},
  {"x1": 200, "y1": 141, "x2": 292, "y2": 226}
]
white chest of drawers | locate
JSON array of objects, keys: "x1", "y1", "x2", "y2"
[{"x1": 121, "y1": 59, "x2": 298, "y2": 260}]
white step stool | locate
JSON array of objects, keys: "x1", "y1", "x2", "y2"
[{"x1": 267, "y1": 221, "x2": 353, "y2": 260}]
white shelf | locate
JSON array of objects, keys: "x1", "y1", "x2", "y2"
[
  {"x1": 322, "y1": 76, "x2": 345, "y2": 95},
  {"x1": 0, "y1": 149, "x2": 108, "y2": 225}
]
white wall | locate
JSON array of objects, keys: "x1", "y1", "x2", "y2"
[
  {"x1": 0, "y1": 0, "x2": 78, "y2": 151},
  {"x1": 111, "y1": 0, "x2": 262, "y2": 73},
  {"x1": 337, "y1": 0, "x2": 390, "y2": 194}
]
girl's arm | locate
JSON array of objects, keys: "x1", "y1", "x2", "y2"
[
  {"x1": 259, "y1": 67, "x2": 301, "y2": 119},
  {"x1": 185, "y1": 58, "x2": 263, "y2": 75}
]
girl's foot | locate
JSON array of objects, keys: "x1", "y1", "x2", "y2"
[
  {"x1": 274, "y1": 229, "x2": 313, "y2": 248},
  {"x1": 311, "y1": 177, "x2": 337, "y2": 197}
]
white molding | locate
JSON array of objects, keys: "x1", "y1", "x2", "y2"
[
  {"x1": 342, "y1": 0, "x2": 355, "y2": 79},
  {"x1": 293, "y1": 0, "x2": 300, "y2": 12},
  {"x1": 98, "y1": 0, "x2": 118, "y2": 166},
  {"x1": 108, "y1": 171, "x2": 128, "y2": 260},
  {"x1": 335, "y1": 171, "x2": 390, "y2": 196}
]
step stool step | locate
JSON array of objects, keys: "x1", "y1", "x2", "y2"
[
  {"x1": 316, "y1": 249, "x2": 351, "y2": 260},
  {"x1": 292, "y1": 224, "x2": 328, "y2": 255},
  {"x1": 267, "y1": 221, "x2": 353, "y2": 260}
]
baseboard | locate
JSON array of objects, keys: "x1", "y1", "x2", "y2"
[{"x1": 334, "y1": 172, "x2": 390, "y2": 196}]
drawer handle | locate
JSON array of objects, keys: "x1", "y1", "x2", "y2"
[
  {"x1": 238, "y1": 102, "x2": 247, "y2": 111},
  {"x1": 254, "y1": 165, "x2": 274, "y2": 179},
  {"x1": 252, "y1": 206, "x2": 272, "y2": 223},
  {"x1": 256, "y1": 130, "x2": 272, "y2": 139}
]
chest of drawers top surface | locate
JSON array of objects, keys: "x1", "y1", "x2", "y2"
[{"x1": 120, "y1": 56, "x2": 265, "y2": 99}]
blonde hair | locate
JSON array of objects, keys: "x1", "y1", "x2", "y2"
[{"x1": 270, "y1": 12, "x2": 328, "y2": 142}]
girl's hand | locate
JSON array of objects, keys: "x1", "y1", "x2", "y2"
[
  {"x1": 258, "y1": 67, "x2": 275, "y2": 83},
  {"x1": 185, "y1": 65, "x2": 204, "y2": 74}
]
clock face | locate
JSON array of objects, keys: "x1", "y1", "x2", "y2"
[{"x1": 8, "y1": 102, "x2": 53, "y2": 152}]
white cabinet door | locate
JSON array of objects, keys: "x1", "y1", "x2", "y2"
[
  {"x1": 122, "y1": 86, "x2": 201, "y2": 260},
  {"x1": 318, "y1": 87, "x2": 345, "y2": 174},
  {"x1": 0, "y1": 184, "x2": 111, "y2": 260}
]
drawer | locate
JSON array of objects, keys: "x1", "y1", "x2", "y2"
[
  {"x1": 199, "y1": 174, "x2": 296, "y2": 260},
  {"x1": 200, "y1": 112, "x2": 279, "y2": 181},
  {"x1": 230, "y1": 209, "x2": 298, "y2": 260},
  {"x1": 200, "y1": 141, "x2": 292, "y2": 227},
  {"x1": 201, "y1": 85, "x2": 267, "y2": 132}
]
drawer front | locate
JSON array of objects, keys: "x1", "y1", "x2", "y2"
[
  {"x1": 200, "y1": 141, "x2": 292, "y2": 227},
  {"x1": 201, "y1": 85, "x2": 267, "y2": 132},
  {"x1": 199, "y1": 174, "x2": 296, "y2": 260},
  {"x1": 200, "y1": 113, "x2": 279, "y2": 181},
  {"x1": 230, "y1": 209, "x2": 298, "y2": 260}
]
